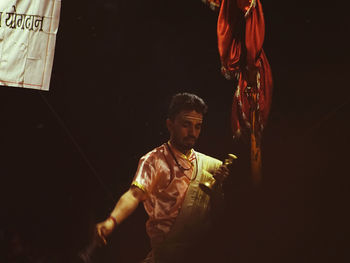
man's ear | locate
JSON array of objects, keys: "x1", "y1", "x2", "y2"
[{"x1": 166, "y1": 118, "x2": 172, "y2": 132}]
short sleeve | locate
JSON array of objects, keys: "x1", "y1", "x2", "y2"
[
  {"x1": 200, "y1": 153, "x2": 222, "y2": 174},
  {"x1": 131, "y1": 156, "x2": 156, "y2": 195}
]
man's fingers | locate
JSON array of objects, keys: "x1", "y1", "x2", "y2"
[
  {"x1": 214, "y1": 166, "x2": 229, "y2": 181},
  {"x1": 101, "y1": 236, "x2": 107, "y2": 245},
  {"x1": 96, "y1": 226, "x2": 107, "y2": 245}
]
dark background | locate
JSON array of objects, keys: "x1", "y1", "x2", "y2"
[{"x1": 1, "y1": 1, "x2": 349, "y2": 262}]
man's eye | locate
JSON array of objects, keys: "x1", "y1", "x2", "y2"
[{"x1": 195, "y1": 125, "x2": 202, "y2": 130}]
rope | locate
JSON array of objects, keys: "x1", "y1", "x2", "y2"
[
  {"x1": 39, "y1": 91, "x2": 117, "y2": 203},
  {"x1": 303, "y1": 98, "x2": 350, "y2": 138}
]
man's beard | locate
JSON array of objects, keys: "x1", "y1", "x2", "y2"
[
  {"x1": 171, "y1": 135, "x2": 197, "y2": 153},
  {"x1": 182, "y1": 136, "x2": 197, "y2": 150}
]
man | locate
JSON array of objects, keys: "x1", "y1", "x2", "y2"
[{"x1": 96, "y1": 93, "x2": 230, "y2": 263}]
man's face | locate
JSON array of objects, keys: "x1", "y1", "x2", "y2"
[{"x1": 167, "y1": 110, "x2": 203, "y2": 153}]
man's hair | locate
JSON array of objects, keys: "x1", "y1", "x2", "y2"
[{"x1": 167, "y1": 93, "x2": 208, "y2": 120}]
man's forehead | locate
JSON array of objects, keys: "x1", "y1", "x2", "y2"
[{"x1": 179, "y1": 110, "x2": 203, "y2": 122}]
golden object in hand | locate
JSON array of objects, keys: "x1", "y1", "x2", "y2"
[{"x1": 199, "y1": 154, "x2": 237, "y2": 195}]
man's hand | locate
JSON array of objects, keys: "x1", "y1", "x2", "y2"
[
  {"x1": 213, "y1": 165, "x2": 230, "y2": 183},
  {"x1": 213, "y1": 154, "x2": 237, "y2": 183},
  {"x1": 95, "y1": 217, "x2": 116, "y2": 246},
  {"x1": 94, "y1": 186, "x2": 146, "y2": 246}
]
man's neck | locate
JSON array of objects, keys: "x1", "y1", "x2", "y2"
[{"x1": 168, "y1": 140, "x2": 191, "y2": 157}]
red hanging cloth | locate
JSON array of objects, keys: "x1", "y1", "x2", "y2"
[
  {"x1": 203, "y1": 0, "x2": 273, "y2": 183},
  {"x1": 204, "y1": 0, "x2": 273, "y2": 139}
]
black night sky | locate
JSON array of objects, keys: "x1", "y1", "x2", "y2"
[{"x1": 0, "y1": 1, "x2": 349, "y2": 262}]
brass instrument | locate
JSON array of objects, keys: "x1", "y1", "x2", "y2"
[{"x1": 199, "y1": 154, "x2": 237, "y2": 195}]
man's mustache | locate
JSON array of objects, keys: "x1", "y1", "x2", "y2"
[{"x1": 184, "y1": 136, "x2": 196, "y2": 140}]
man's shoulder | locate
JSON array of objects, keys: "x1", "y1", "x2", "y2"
[
  {"x1": 195, "y1": 151, "x2": 222, "y2": 168},
  {"x1": 139, "y1": 143, "x2": 167, "y2": 163},
  {"x1": 195, "y1": 151, "x2": 220, "y2": 161}
]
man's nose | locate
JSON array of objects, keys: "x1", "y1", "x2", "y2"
[{"x1": 188, "y1": 125, "x2": 195, "y2": 135}]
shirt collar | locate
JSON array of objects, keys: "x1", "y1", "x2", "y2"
[{"x1": 167, "y1": 141, "x2": 195, "y2": 162}]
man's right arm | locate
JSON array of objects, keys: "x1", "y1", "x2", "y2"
[{"x1": 96, "y1": 186, "x2": 147, "y2": 245}]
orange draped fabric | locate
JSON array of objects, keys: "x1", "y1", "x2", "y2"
[
  {"x1": 205, "y1": 0, "x2": 273, "y2": 138},
  {"x1": 203, "y1": 0, "x2": 273, "y2": 183}
]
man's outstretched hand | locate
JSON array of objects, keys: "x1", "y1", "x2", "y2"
[
  {"x1": 95, "y1": 217, "x2": 116, "y2": 246},
  {"x1": 78, "y1": 218, "x2": 116, "y2": 263}
]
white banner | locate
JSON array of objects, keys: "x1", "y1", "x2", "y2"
[{"x1": 0, "y1": 0, "x2": 61, "y2": 91}]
